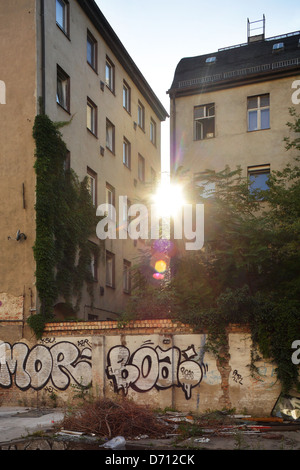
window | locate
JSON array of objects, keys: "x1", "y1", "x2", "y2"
[
  {"x1": 87, "y1": 167, "x2": 97, "y2": 206},
  {"x1": 248, "y1": 165, "x2": 270, "y2": 197},
  {"x1": 106, "y1": 251, "x2": 115, "y2": 288},
  {"x1": 138, "y1": 154, "x2": 145, "y2": 182},
  {"x1": 123, "y1": 137, "x2": 131, "y2": 169},
  {"x1": 87, "y1": 98, "x2": 97, "y2": 136},
  {"x1": 56, "y1": 0, "x2": 69, "y2": 35},
  {"x1": 123, "y1": 81, "x2": 131, "y2": 112},
  {"x1": 56, "y1": 66, "x2": 70, "y2": 112},
  {"x1": 106, "y1": 183, "x2": 115, "y2": 220},
  {"x1": 123, "y1": 260, "x2": 131, "y2": 294},
  {"x1": 89, "y1": 243, "x2": 98, "y2": 281},
  {"x1": 87, "y1": 30, "x2": 97, "y2": 71},
  {"x1": 247, "y1": 94, "x2": 270, "y2": 131},
  {"x1": 138, "y1": 101, "x2": 145, "y2": 130},
  {"x1": 64, "y1": 150, "x2": 71, "y2": 172},
  {"x1": 194, "y1": 104, "x2": 215, "y2": 140},
  {"x1": 106, "y1": 119, "x2": 115, "y2": 153},
  {"x1": 272, "y1": 42, "x2": 284, "y2": 53},
  {"x1": 150, "y1": 118, "x2": 156, "y2": 145},
  {"x1": 105, "y1": 57, "x2": 115, "y2": 92},
  {"x1": 206, "y1": 56, "x2": 217, "y2": 63}
]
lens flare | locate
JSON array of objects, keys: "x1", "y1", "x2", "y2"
[
  {"x1": 155, "y1": 260, "x2": 167, "y2": 274},
  {"x1": 153, "y1": 272, "x2": 164, "y2": 280}
]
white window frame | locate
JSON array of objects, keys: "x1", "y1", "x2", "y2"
[
  {"x1": 247, "y1": 94, "x2": 270, "y2": 132},
  {"x1": 87, "y1": 167, "x2": 97, "y2": 206},
  {"x1": 105, "y1": 57, "x2": 115, "y2": 92},
  {"x1": 106, "y1": 119, "x2": 115, "y2": 153},
  {"x1": 56, "y1": 65, "x2": 70, "y2": 111},
  {"x1": 138, "y1": 101, "x2": 145, "y2": 130},
  {"x1": 123, "y1": 81, "x2": 131, "y2": 112},
  {"x1": 150, "y1": 118, "x2": 156, "y2": 145},
  {"x1": 123, "y1": 137, "x2": 131, "y2": 169},
  {"x1": 194, "y1": 104, "x2": 215, "y2": 140},
  {"x1": 87, "y1": 98, "x2": 97, "y2": 136},
  {"x1": 56, "y1": 0, "x2": 68, "y2": 34},
  {"x1": 106, "y1": 183, "x2": 115, "y2": 220}
]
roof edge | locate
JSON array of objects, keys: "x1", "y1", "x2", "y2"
[{"x1": 76, "y1": 0, "x2": 169, "y2": 121}]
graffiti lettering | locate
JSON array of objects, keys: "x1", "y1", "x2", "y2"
[
  {"x1": 232, "y1": 369, "x2": 243, "y2": 385},
  {"x1": 106, "y1": 344, "x2": 207, "y2": 400},
  {"x1": 0, "y1": 341, "x2": 92, "y2": 391}
]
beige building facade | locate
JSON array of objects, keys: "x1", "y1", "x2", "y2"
[
  {"x1": 168, "y1": 28, "x2": 300, "y2": 190},
  {"x1": 0, "y1": 0, "x2": 168, "y2": 341}
]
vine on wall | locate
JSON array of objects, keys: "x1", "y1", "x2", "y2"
[{"x1": 29, "y1": 114, "x2": 100, "y2": 337}]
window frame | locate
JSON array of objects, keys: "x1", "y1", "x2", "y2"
[
  {"x1": 138, "y1": 154, "x2": 145, "y2": 182},
  {"x1": 89, "y1": 241, "x2": 98, "y2": 282},
  {"x1": 106, "y1": 118, "x2": 115, "y2": 153},
  {"x1": 87, "y1": 30, "x2": 98, "y2": 72},
  {"x1": 247, "y1": 94, "x2": 270, "y2": 132},
  {"x1": 106, "y1": 182, "x2": 115, "y2": 220},
  {"x1": 138, "y1": 100, "x2": 145, "y2": 131},
  {"x1": 87, "y1": 97, "x2": 98, "y2": 137},
  {"x1": 123, "y1": 260, "x2": 131, "y2": 294},
  {"x1": 194, "y1": 103, "x2": 215, "y2": 141},
  {"x1": 248, "y1": 164, "x2": 270, "y2": 199},
  {"x1": 56, "y1": 65, "x2": 70, "y2": 112},
  {"x1": 56, "y1": 0, "x2": 69, "y2": 36},
  {"x1": 123, "y1": 80, "x2": 131, "y2": 113},
  {"x1": 150, "y1": 118, "x2": 157, "y2": 145},
  {"x1": 105, "y1": 56, "x2": 115, "y2": 93},
  {"x1": 106, "y1": 251, "x2": 115, "y2": 288},
  {"x1": 87, "y1": 167, "x2": 97, "y2": 206},
  {"x1": 123, "y1": 137, "x2": 131, "y2": 169}
]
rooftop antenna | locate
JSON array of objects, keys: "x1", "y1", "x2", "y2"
[{"x1": 247, "y1": 15, "x2": 265, "y2": 43}]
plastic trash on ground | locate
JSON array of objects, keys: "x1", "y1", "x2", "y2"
[{"x1": 102, "y1": 436, "x2": 126, "y2": 449}]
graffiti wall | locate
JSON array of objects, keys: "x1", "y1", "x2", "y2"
[
  {"x1": 106, "y1": 342, "x2": 208, "y2": 400},
  {"x1": 0, "y1": 338, "x2": 92, "y2": 393},
  {"x1": 0, "y1": 325, "x2": 283, "y2": 415}
]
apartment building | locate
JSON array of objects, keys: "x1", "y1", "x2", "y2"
[
  {"x1": 0, "y1": 0, "x2": 168, "y2": 341},
  {"x1": 167, "y1": 21, "x2": 300, "y2": 194}
]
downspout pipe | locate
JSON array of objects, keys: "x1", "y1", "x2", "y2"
[{"x1": 40, "y1": 0, "x2": 46, "y2": 114}]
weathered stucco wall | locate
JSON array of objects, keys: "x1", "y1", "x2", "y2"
[{"x1": 0, "y1": 320, "x2": 282, "y2": 415}]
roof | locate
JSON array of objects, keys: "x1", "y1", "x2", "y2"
[
  {"x1": 76, "y1": 0, "x2": 169, "y2": 121},
  {"x1": 168, "y1": 31, "x2": 300, "y2": 96}
]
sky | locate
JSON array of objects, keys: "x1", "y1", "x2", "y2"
[{"x1": 95, "y1": 0, "x2": 300, "y2": 174}]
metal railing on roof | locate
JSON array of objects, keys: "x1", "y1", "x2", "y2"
[
  {"x1": 178, "y1": 57, "x2": 300, "y2": 89},
  {"x1": 218, "y1": 30, "x2": 300, "y2": 52}
]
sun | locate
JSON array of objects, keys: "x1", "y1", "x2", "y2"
[{"x1": 152, "y1": 182, "x2": 186, "y2": 219}]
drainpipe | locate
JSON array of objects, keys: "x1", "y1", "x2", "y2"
[{"x1": 40, "y1": 0, "x2": 46, "y2": 114}]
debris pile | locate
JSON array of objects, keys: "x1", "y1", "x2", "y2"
[
  {"x1": 59, "y1": 398, "x2": 169, "y2": 440},
  {"x1": 58, "y1": 397, "x2": 300, "y2": 445}
]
